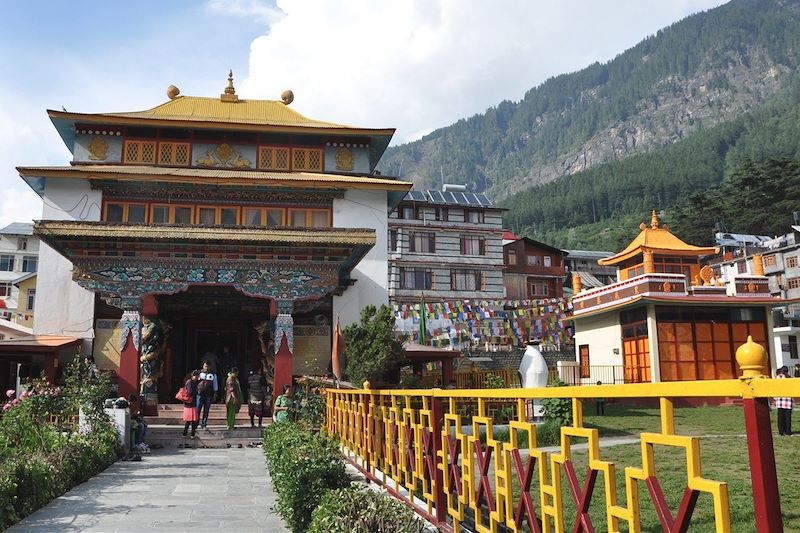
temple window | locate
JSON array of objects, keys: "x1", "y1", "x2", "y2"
[
  {"x1": 788, "y1": 277, "x2": 800, "y2": 289},
  {"x1": 764, "y1": 255, "x2": 777, "y2": 267},
  {"x1": 291, "y1": 148, "x2": 323, "y2": 172},
  {"x1": 787, "y1": 256, "x2": 798, "y2": 268},
  {"x1": 151, "y1": 205, "x2": 193, "y2": 224},
  {"x1": 257, "y1": 147, "x2": 291, "y2": 171},
  {"x1": 288, "y1": 209, "x2": 330, "y2": 228},
  {"x1": 157, "y1": 142, "x2": 191, "y2": 166},
  {"x1": 123, "y1": 140, "x2": 157, "y2": 165}
]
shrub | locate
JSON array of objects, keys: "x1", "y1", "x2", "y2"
[
  {"x1": 263, "y1": 422, "x2": 350, "y2": 532},
  {"x1": 295, "y1": 387, "x2": 325, "y2": 431},
  {"x1": 343, "y1": 305, "x2": 406, "y2": 386},
  {"x1": 534, "y1": 420, "x2": 562, "y2": 447},
  {"x1": 540, "y1": 378, "x2": 572, "y2": 427},
  {"x1": 308, "y1": 486, "x2": 427, "y2": 533}
]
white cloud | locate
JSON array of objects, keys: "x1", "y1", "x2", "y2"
[
  {"x1": 206, "y1": 0, "x2": 284, "y2": 26},
  {"x1": 241, "y1": 0, "x2": 729, "y2": 145}
]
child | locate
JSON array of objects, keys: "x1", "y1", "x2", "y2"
[{"x1": 595, "y1": 381, "x2": 605, "y2": 415}]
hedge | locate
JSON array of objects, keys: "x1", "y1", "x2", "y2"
[
  {"x1": 308, "y1": 485, "x2": 427, "y2": 533},
  {"x1": 263, "y1": 422, "x2": 350, "y2": 532}
]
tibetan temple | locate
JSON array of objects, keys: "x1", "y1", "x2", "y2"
[
  {"x1": 15, "y1": 73, "x2": 410, "y2": 410},
  {"x1": 572, "y1": 211, "x2": 782, "y2": 383}
]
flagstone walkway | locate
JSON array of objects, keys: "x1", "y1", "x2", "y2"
[{"x1": 6, "y1": 447, "x2": 289, "y2": 532}]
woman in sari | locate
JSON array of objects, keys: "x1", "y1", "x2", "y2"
[{"x1": 225, "y1": 367, "x2": 243, "y2": 431}]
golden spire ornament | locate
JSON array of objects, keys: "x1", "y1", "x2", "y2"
[{"x1": 220, "y1": 69, "x2": 239, "y2": 102}]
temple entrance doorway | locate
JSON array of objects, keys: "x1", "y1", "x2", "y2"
[{"x1": 156, "y1": 286, "x2": 271, "y2": 404}]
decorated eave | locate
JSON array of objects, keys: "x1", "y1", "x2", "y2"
[
  {"x1": 46, "y1": 73, "x2": 395, "y2": 170},
  {"x1": 17, "y1": 165, "x2": 412, "y2": 212},
  {"x1": 598, "y1": 211, "x2": 718, "y2": 266},
  {"x1": 34, "y1": 221, "x2": 376, "y2": 307}
]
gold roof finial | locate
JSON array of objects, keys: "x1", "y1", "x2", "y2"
[
  {"x1": 220, "y1": 69, "x2": 239, "y2": 102},
  {"x1": 650, "y1": 210, "x2": 660, "y2": 229}
]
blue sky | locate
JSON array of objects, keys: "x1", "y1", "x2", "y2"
[{"x1": 0, "y1": 0, "x2": 730, "y2": 227}]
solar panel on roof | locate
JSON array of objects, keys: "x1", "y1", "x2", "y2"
[
  {"x1": 475, "y1": 193, "x2": 492, "y2": 206},
  {"x1": 466, "y1": 193, "x2": 481, "y2": 206},
  {"x1": 407, "y1": 190, "x2": 427, "y2": 202},
  {"x1": 439, "y1": 191, "x2": 455, "y2": 204},
  {"x1": 428, "y1": 191, "x2": 446, "y2": 203}
]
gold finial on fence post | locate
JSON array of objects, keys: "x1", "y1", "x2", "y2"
[
  {"x1": 363, "y1": 380, "x2": 371, "y2": 390},
  {"x1": 736, "y1": 335, "x2": 767, "y2": 378}
]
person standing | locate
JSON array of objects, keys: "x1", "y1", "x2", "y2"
[
  {"x1": 273, "y1": 384, "x2": 294, "y2": 423},
  {"x1": 247, "y1": 367, "x2": 267, "y2": 428},
  {"x1": 225, "y1": 367, "x2": 243, "y2": 431},
  {"x1": 775, "y1": 365, "x2": 793, "y2": 436},
  {"x1": 197, "y1": 361, "x2": 218, "y2": 429},
  {"x1": 183, "y1": 370, "x2": 200, "y2": 438}
]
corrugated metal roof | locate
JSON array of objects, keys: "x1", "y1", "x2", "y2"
[
  {"x1": 0, "y1": 222, "x2": 34, "y2": 236},
  {"x1": 576, "y1": 271, "x2": 605, "y2": 288},
  {"x1": 17, "y1": 165, "x2": 412, "y2": 191},
  {"x1": 564, "y1": 250, "x2": 614, "y2": 259},
  {"x1": 109, "y1": 96, "x2": 357, "y2": 129}
]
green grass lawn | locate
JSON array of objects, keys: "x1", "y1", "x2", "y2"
[{"x1": 500, "y1": 405, "x2": 800, "y2": 532}]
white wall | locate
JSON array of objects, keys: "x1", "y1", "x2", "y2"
[
  {"x1": 33, "y1": 178, "x2": 101, "y2": 345},
  {"x1": 573, "y1": 312, "x2": 623, "y2": 367},
  {"x1": 332, "y1": 189, "x2": 389, "y2": 327}
]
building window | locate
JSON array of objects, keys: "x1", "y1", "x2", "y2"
[
  {"x1": 257, "y1": 146, "x2": 291, "y2": 171},
  {"x1": 123, "y1": 140, "x2": 157, "y2": 164},
  {"x1": 17, "y1": 238, "x2": 27, "y2": 251},
  {"x1": 788, "y1": 256, "x2": 798, "y2": 268},
  {"x1": 0, "y1": 255, "x2": 13, "y2": 271},
  {"x1": 26, "y1": 289, "x2": 35, "y2": 311},
  {"x1": 579, "y1": 345, "x2": 590, "y2": 379},
  {"x1": 291, "y1": 148, "x2": 323, "y2": 171},
  {"x1": 507, "y1": 250, "x2": 517, "y2": 265},
  {"x1": 409, "y1": 232, "x2": 435, "y2": 253},
  {"x1": 388, "y1": 230, "x2": 398, "y2": 252},
  {"x1": 764, "y1": 255, "x2": 776, "y2": 267},
  {"x1": 788, "y1": 277, "x2": 800, "y2": 290},
  {"x1": 451, "y1": 270, "x2": 482, "y2": 291},
  {"x1": 465, "y1": 210, "x2": 484, "y2": 224},
  {"x1": 158, "y1": 142, "x2": 191, "y2": 166},
  {"x1": 0, "y1": 282, "x2": 10, "y2": 297},
  {"x1": 527, "y1": 255, "x2": 541, "y2": 266},
  {"x1": 460, "y1": 235, "x2": 485, "y2": 255},
  {"x1": 527, "y1": 278, "x2": 548, "y2": 297},
  {"x1": 544, "y1": 256, "x2": 552, "y2": 267},
  {"x1": 789, "y1": 335, "x2": 799, "y2": 359},
  {"x1": 400, "y1": 268, "x2": 433, "y2": 290},
  {"x1": 737, "y1": 261, "x2": 747, "y2": 274},
  {"x1": 22, "y1": 256, "x2": 37, "y2": 273},
  {"x1": 288, "y1": 209, "x2": 330, "y2": 228},
  {"x1": 399, "y1": 206, "x2": 415, "y2": 220}
]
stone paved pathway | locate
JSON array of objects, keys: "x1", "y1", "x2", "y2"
[{"x1": 6, "y1": 447, "x2": 289, "y2": 532}]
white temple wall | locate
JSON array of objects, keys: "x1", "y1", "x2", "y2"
[
  {"x1": 573, "y1": 312, "x2": 622, "y2": 367},
  {"x1": 332, "y1": 189, "x2": 389, "y2": 327},
  {"x1": 33, "y1": 178, "x2": 100, "y2": 344}
]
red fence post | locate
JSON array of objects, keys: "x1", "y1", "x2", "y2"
[
  {"x1": 430, "y1": 391, "x2": 447, "y2": 525},
  {"x1": 742, "y1": 397, "x2": 783, "y2": 533},
  {"x1": 737, "y1": 336, "x2": 783, "y2": 533}
]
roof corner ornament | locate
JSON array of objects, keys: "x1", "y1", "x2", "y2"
[
  {"x1": 650, "y1": 209, "x2": 660, "y2": 229},
  {"x1": 281, "y1": 89, "x2": 294, "y2": 105},
  {"x1": 221, "y1": 69, "x2": 239, "y2": 102},
  {"x1": 166, "y1": 85, "x2": 180, "y2": 100}
]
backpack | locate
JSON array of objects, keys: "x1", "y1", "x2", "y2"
[{"x1": 198, "y1": 374, "x2": 214, "y2": 396}]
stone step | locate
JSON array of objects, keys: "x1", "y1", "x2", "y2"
[{"x1": 143, "y1": 424, "x2": 268, "y2": 449}]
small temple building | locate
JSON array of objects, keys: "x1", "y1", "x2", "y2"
[
  {"x1": 14, "y1": 73, "x2": 410, "y2": 410},
  {"x1": 572, "y1": 211, "x2": 780, "y2": 383}
]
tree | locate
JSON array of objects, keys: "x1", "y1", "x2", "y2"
[{"x1": 343, "y1": 305, "x2": 406, "y2": 386}]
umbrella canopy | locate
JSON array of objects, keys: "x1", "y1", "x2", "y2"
[{"x1": 331, "y1": 317, "x2": 344, "y2": 382}]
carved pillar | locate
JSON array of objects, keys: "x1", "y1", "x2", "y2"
[
  {"x1": 118, "y1": 307, "x2": 142, "y2": 401},
  {"x1": 642, "y1": 249, "x2": 655, "y2": 274},
  {"x1": 273, "y1": 300, "x2": 294, "y2": 406}
]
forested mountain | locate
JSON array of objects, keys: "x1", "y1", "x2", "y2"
[{"x1": 378, "y1": 0, "x2": 800, "y2": 250}]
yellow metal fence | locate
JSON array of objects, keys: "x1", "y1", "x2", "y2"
[{"x1": 325, "y1": 346, "x2": 796, "y2": 533}]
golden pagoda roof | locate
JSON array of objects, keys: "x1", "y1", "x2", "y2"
[
  {"x1": 598, "y1": 211, "x2": 719, "y2": 266},
  {"x1": 17, "y1": 165, "x2": 412, "y2": 192}
]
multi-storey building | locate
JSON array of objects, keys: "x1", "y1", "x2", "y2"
[
  {"x1": 387, "y1": 187, "x2": 504, "y2": 304},
  {"x1": 502, "y1": 238, "x2": 567, "y2": 299},
  {"x1": 714, "y1": 227, "x2": 800, "y2": 367},
  {"x1": 0, "y1": 223, "x2": 38, "y2": 313},
  {"x1": 563, "y1": 249, "x2": 615, "y2": 288},
  {"x1": 8, "y1": 74, "x2": 410, "y2": 408}
]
